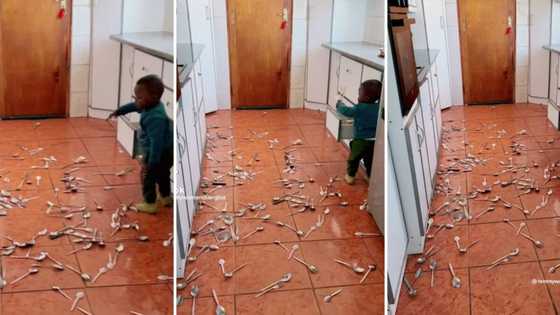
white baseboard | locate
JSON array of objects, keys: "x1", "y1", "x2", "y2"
[
  {"x1": 88, "y1": 107, "x2": 111, "y2": 119},
  {"x1": 528, "y1": 96, "x2": 550, "y2": 105},
  {"x1": 304, "y1": 101, "x2": 327, "y2": 111}
]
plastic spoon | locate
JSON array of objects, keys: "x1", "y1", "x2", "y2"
[
  {"x1": 448, "y1": 263, "x2": 461, "y2": 288},
  {"x1": 191, "y1": 285, "x2": 199, "y2": 315},
  {"x1": 212, "y1": 289, "x2": 226, "y2": 315}
]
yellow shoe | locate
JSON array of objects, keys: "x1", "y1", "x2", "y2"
[
  {"x1": 158, "y1": 196, "x2": 173, "y2": 207},
  {"x1": 345, "y1": 174, "x2": 355, "y2": 185},
  {"x1": 136, "y1": 202, "x2": 158, "y2": 214}
]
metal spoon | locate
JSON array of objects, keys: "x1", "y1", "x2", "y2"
[
  {"x1": 191, "y1": 285, "x2": 199, "y2": 315},
  {"x1": 65, "y1": 264, "x2": 91, "y2": 281},
  {"x1": 212, "y1": 289, "x2": 226, "y2": 315},
  {"x1": 402, "y1": 277, "x2": 417, "y2": 296},
  {"x1": 288, "y1": 244, "x2": 299, "y2": 260},
  {"x1": 218, "y1": 258, "x2": 226, "y2": 276},
  {"x1": 259, "y1": 273, "x2": 292, "y2": 292},
  {"x1": 459, "y1": 240, "x2": 480, "y2": 253},
  {"x1": 293, "y1": 256, "x2": 318, "y2": 273},
  {"x1": 224, "y1": 263, "x2": 248, "y2": 278},
  {"x1": 548, "y1": 263, "x2": 560, "y2": 273},
  {"x1": 275, "y1": 221, "x2": 304, "y2": 236},
  {"x1": 323, "y1": 288, "x2": 343, "y2": 303},
  {"x1": 448, "y1": 263, "x2": 461, "y2": 288},
  {"x1": 91, "y1": 266, "x2": 108, "y2": 283},
  {"x1": 71, "y1": 291, "x2": 85, "y2": 311},
  {"x1": 241, "y1": 226, "x2": 264, "y2": 240},
  {"x1": 429, "y1": 259, "x2": 437, "y2": 288},
  {"x1": 334, "y1": 258, "x2": 365, "y2": 274},
  {"x1": 10, "y1": 267, "x2": 39, "y2": 285},
  {"x1": 360, "y1": 264, "x2": 376, "y2": 284},
  {"x1": 520, "y1": 232, "x2": 544, "y2": 248}
]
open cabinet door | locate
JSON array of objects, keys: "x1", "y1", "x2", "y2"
[{"x1": 0, "y1": 0, "x2": 71, "y2": 118}]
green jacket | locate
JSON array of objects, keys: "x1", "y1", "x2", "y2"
[
  {"x1": 115, "y1": 102, "x2": 173, "y2": 166},
  {"x1": 336, "y1": 100, "x2": 379, "y2": 139}
]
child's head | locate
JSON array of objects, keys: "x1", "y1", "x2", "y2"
[
  {"x1": 133, "y1": 75, "x2": 165, "y2": 109},
  {"x1": 358, "y1": 79, "x2": 382, "y2": 104}
]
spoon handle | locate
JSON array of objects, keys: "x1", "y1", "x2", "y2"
[{"x1": 192, "y1": 295, "x2": 196, "y2": 315}]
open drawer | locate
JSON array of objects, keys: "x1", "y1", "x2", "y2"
[
  {"x1": 117, "y1": 117, "x2": 144, "y2": 159},
  {"x1": 326, "y1": 105, "x2": 354, "y2": 141}
]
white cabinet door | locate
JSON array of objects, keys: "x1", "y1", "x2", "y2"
[
  {"x1": 192, "y1": 61, "x2": 204, "y2": 108},
  {"x1": 326, "y1": 108, "x2": 341, "y2": 140},
  {"x1": 362, "y1": 66, "x2": 383, "y2": 81},
  {"x1": 550, "y1": 54, "x2": 559, "y2": 106},
  {"x1": 117, "y1": 117, "x2": 135, "y2": 156},
  {"x1": 133, "y1": 50, "x2": 164, "y2": 83},
  {"x1": 162, "y1": 88, "x2": 174, "y2": 120},
  {"x1": 328, "y1": 52, "x2": 342, "y2": 107},
  {"x1": 419, "y1": 81, "x2": 437, "y2": 182},
  {"x1": 188, "y1": 0, "x2": 218, "y2": 113},
  {"x1": 305, "y1": 0, "x2": 333, "y2": 104},
  {"x1": 90, "y1": 0, "x2": 123, "y2": 112},
  {"x1": 338, "y1": 56, "x2": 363, "y2": 103},
  {"x1": 406, "y1": 114, "x2": 429, "y2": 225},
  {"x1": 416, "y1": 110, "x2": 433, "y2": 205},
  {"x1": 119, "y1": 45, "x2": 136, "y2": 106},
  {"x1": 162, "y1": 61, "x2": 174, "y2": 89},
  {"x1": 181, "y1": 79, "x2": 201, "y2": 192}
]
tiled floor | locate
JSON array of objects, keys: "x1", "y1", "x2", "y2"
[
  {"x1": 177, "y1": 109, "x2": 384, "y2": 315},
  {"x1": 0, "y1": 118, "x2": 173, "y2": 314},
  {"x1": 397, "y1": 104, "x2": 560, "y2": 314}
]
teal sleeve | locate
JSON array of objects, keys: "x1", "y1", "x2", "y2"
[
  {"x1": 114, "y1": 102, "x2": 140, "y2": 116},
  {"x1": 145, "y1": 117, "x2": 167, "y2": 167},
  {"x1": 336, "y1": 100, "x2": 356, "y2": 117}
]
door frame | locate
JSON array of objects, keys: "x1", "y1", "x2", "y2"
[
  {"x1": 0, "y1": 1, "x2": 72, "y2": 118},
  {"x1": 226, "y1": 0, "x2": 293, "y2": 109},
  {"x1": 457, "y1": 0, "x2": 516, "y2": 105}
]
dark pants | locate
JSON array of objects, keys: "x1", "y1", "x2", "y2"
[
  {"x1": 348, "y1": 139, "x2": 375, "y2": 177},
  {"x1": 142, "y1": 148, "x2": 173, "y2": 203}
]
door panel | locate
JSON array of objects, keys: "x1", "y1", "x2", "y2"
[
  {"x1": 227, "y1": 0, "x2": 292, "y2": 108},
  {"x1": 0, "y1": 0, "x2": 71, "y2": 117},
  {"x1": 458, "y1": 0, "x2": 515, "y2": 104}
]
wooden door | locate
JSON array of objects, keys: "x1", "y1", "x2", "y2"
[
  {"x1": 0, "y1": 0, "x2": 71, "y2": 118},
  {"x1": 458, "y1": 0, "x2": 515, "y2": 105},
  {"x1": 227, "y1": 0, "x2": 292, "y2": 109}
]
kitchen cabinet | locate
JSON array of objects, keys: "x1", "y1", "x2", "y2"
[
  {"x1": 546, "y1": 49, "x2": 560, "y2": 128},
  {"x1": 133, "y1": 50, "x2": 164, "y2": 85},
  {"x1": 119, "y1": 45, "x2": 136, "y2": 106},
  {"x1": 362, "y1": 65, "x2": 383, "y2": 81},
  {"x1": 419, "y1": 79, "x2": 437, "y2": 184}
]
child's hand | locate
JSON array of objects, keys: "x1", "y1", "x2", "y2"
[{"x1": 107, "y1": 111, "x2": 118, "y2": 120}]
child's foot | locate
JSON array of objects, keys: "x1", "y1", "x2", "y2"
[
  {"x1": 158, "y1": 196, "x2": 173, "y2": 207},
  {"x1": 136, "y1": 202, "x2": 158, "y2": 214},
  {"x1": 345, "y1": 174, "x2": 355, "y2": 185}
]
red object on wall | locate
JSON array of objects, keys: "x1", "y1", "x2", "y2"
[
  {"x1": 57, "y1": 8, "x2": 65, "y2": 19},
  {"x1": 280, "y1": 20, "x2": 287, "y2": 30},
  {"x1": 505, "y1": 26, "x2": 512, "y2": 35}
]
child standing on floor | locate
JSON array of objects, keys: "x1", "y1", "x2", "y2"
[
  {"x1": 109, "y1": 75, "x2": 174, "y2": 213},
  {"x1": 336, "y1": 79, "x2": 382, "y2": 185}
]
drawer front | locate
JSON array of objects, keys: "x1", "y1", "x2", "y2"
[
  {"x1": 120, "y1": 45, "x2": 136, "y2": 105},
  {"x1": 193, "y1": 61, "x2": 204, "y2": 106},
  {"x1": 117, "y1": 117, "x2": 135, "y2": 157},
  {"x1": 338, "y1": 56, "x2": 363, "y2": 103},
  {"x1": 133, "y1": 50, "x2": 164, "y2": 84},
  {"x1": 162, "y1": 61, "x2": 174, "y2": 89},
  {"x1": 326, "y1": 108, "x2": 341, "y2": 140}
]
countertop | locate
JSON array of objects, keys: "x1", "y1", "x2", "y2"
[
  {"x1": 415, "y1": 49, "x2": 439, "y2": 82},
  {"x1": 544, "y1": 45, "x2": 560, "y2": 54},
  {"x1": 110, "y1": 32, "x2": 173, "y2": 62},
  {"x1": 322, "y1": 42, "x2": 384, "y2": 71},
  {"x1": 177, "y1": 43, "x2": 205, "y2": 87}
]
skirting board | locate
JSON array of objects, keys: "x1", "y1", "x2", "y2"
[
  {"x1": 304, "y1": 101, "x2": 327, "y2": 111},
  {"x1": 528, "y1": 96, "x2": 550, "y2": 105}
]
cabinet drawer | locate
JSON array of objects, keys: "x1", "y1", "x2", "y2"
[
  {"x1": 116, "y1": 117, "x2": 142, "y2": 158},
  {"x1": 162, "y1": 88, "x2": 174, "y2": 120},
  {"x1": 163, "y1": 61, "x2": 174, "y2": 89},
  {"x1": 326, "y1": 106, "x2": 354, "y2": 141},
  {"x1": 338, "y1": 56, "x2": 362, "y2": 103},
  {"x1": 133, "y1": 50, "x2": 163, "y2": 84},
  {"x1": 193, "y1": 61, "x2": 204, "y2": 106},
  {"x1": 120, "y1": 45, "x2": 136, "y2": 105}
]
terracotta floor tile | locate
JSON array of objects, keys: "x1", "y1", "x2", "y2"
[
  {"x1": 0, "y1": 168, "x2": 53, "y2": 192},
  {"x1": 70, "y1": 118, "x2": 116, "y2": 138},
  {"x1": 0, "y1": 215, "x2": 71, "y2": 247},
  {"x1": 76, "y1": 240, "x2": 172, "y2": 287},
  {"x1": 315, "y1": 284, "x2": 384, "y2": 315},
  {"x1": 396, "y1": 268, "x2": 470, "y2": 315},
  {"x1": 234, "y1": 243, "x2": 312, "y2": 294},
  {"x1": 236, "y1": 289, "x2": 321, "y2": 315},
  {"x1": 2, "y1": 288, "x2": 93, "y2": 314},
  {"x1": 111, "y1": 184, "x2": 144, "y2": 204},
  {"x1": 468, "y1": 222, "x2": 538, "y2": 267},
  {"x1": 49, "y1": 165, "x2": 107, "y2": 189},
  {"x1": 87, "y1": 284, "x2": 173, "y2": 314},
  {"x1": 470, "y1": 262, "x2": 555, "y2": 314},
  {"x1": 406, "y1": 224, "x2": 469, "y2": 272},
  {"x1": 3, "y1": 245, "x2": 84, "y2": 293},
  {"x1": 311, "y1": 145, "x2": 349, "y2": 163},
  {"x1": 183, "y1": 245, "x2": 236, "y2": 298},
  {"x1": 235, "y1": 210, "x2": 300, "y2": 245},
  {"x1": 96, "y1": 164, "x2": 142, "y2": 186},
  {"x1": 525, "y1": 219, "x2": 560, "y2": 261},
  {"x1": 300, "y1": 239, "x2": 383, "y2": 287},
  {"x1": 292, "y1": 205, "x2": 380, "y2": 241},
  {"x1": 520, "y1": 191, "x2": 560, "y2": 220},
  {"x1": 178, "y1": 294, "x2": 235, "y2": 315}
]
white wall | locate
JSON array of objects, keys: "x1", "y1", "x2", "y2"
[
  {"x1": 553, "y1": 1, "x2": 560, "y2": 45},
  {"x1": 528, "y1": 0, "x2": 551, "y2": 102},
  {"x1": 364, "y1": 0, "x2": 384, "y2": 45},
  {"x1": 516, "y1": 0, "x2": 530, "y2": 102},
  {"x1": 332, "y1": 0, "x2": 368, "y2": 42},
  {"x1": 443, "y1": 0, "x2": 530, "y2": 105},
  {"x1": 122, "y1": 0, "x2": 173, "y2": 33},
  {"x1": 211, "y1": 0, "x2": 231, "y2": 109},
  {"x1": 70, "y1": 0, "x2": 92, "y2": 117},
  {"x1": 290, "y1": 0, "x2": 308, "y2": 108}
]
